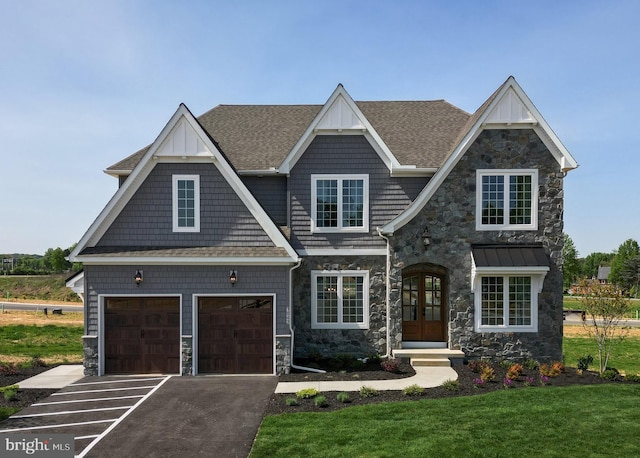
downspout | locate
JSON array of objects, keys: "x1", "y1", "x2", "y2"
[
  {"x1": 288, "y1": 259, "x2": 325, "y2": 373},
  {"x1": 377, "y1": 228, "x2": 392, "y2": 359}
]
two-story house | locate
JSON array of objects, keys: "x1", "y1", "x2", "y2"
[{"x1": 69, "y1": 76, "x2": 577, "y2": 376}]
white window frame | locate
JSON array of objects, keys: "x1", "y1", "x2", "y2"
[
  {"x1": 473, "y1": 269, "x2": 546, "y2": 333},
  {"x1": 172, "y1": 175, "x2": 200, "y2": 232},
  {"x1": 311, "y1": 174, "x2": 369, "y2": 233},
  {"x1": 476, "y1": 169, "x2": 538, "y2": 231},
  {"x1": 311, "y1": 270, "x2": 370, "y2": 329}
]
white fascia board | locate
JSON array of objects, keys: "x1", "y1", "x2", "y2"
[
  {"x1": 77, "y1": 256, "x2": 298, "y2": 266},
  {"x1": 380, "y1": 76, "x2": 577, "y2": 235},
  {"x1": 279, "y1": 85, "x2": 402, "y2": 174},
  {"x1": 297, "y1": 248, "x2": 387, "y2": 256},
  {"x1": 103, "y1": 169, "x2": 130, "y2": 178}
]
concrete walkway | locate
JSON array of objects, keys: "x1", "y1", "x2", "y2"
[
  {"x1": 275, "y1": 365, "x2": 458, "y2": 393},
  {"x1": 17, "y1": 365, "x2": 84, "y2": 388}
]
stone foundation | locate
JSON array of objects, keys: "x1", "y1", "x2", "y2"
[
  {"x1": 181, "y1": 336, "x2": 193, "y2": 375},
  {"x1": 82, "y1": 335, "x2": 99, "y2": 376}
]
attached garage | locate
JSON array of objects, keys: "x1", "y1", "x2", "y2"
[
  {"x1": 104, "y1": 297, "x2": 180, "y2": 374},
  {"x1": 197, "y1": 296, "x2": 273, "y2": 374}
]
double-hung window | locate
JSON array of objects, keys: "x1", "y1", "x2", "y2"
[
  {"x1": 172, "y1": 175, "x2": 200, "y2": 232},
  {"x1": 311, "y1": 175, "x2": 369, "y2": 232},
  {"x1": 476, "y1": 169, "x2": 538, "y2": 230},
  {"x1": 311, "y1": 270, "x2": 369, "y2": 329}
]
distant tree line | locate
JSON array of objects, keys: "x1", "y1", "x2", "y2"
[
  {"x1": 1, "y1": 245, "x2": 82, "y2": 275},
  {"x1": 563, "y1": 234, "x2": 640, "y2": 297}
]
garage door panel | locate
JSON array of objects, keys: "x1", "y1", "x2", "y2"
[
  {"x1": 198, "y1": 297, "x2": 273, "y2": 374},
  {"x1": 105, "y1": 297, "x2": 180, "y2": 374}
]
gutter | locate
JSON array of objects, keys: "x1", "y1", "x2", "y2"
[
  {"x1": 288, "y1": 259, "x2": 325, "y2": 373},
  {"x1": 376, "y1": 228, "x2": 392, "y2": 359}
]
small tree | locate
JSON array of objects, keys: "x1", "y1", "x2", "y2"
[
  {"x1": 578, "y1": 279, "x2": 631, "y2": 373},
  {"x1": 562, "y1": 234, "x2": 581, "y2": 291}
]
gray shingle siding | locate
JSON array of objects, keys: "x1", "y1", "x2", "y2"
[
  {"x1": 84, "y1": 264, "x2": 290, "y2": 336},
  {"x1": 289, "y1": 135, "x2": 427, "y2": 250},
  {"x1": 98, "y1": 163, "x2": 275, "y2": 247},
  {"x1": 241, "y1": 175, "x2": 287, "y2": 226}
]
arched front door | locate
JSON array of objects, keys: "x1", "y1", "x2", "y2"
[{"x1": 402, "y1": 269, "x2": 447, "y2": 342}]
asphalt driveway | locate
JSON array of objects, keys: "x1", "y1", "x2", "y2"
[{"x1": 84, "y1": 376, "x2": 277, "y2": 457}]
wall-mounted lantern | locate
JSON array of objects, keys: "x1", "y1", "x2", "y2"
[
  {"x1": 229, "y1": 270, "x2": 237, "y2": 286},
  {"x1": 422, "y1": 229, "x2": 431, "y2": 249},
  {"x1": 134, "y1": 270, "x2": 143, "y2": 287}
]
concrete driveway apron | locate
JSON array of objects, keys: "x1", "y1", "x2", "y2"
[{"x1": 84, "y1": 376, "x2": 277, "y2": 458}]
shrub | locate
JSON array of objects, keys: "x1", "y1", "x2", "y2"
[
  {"x1": 1, "y1": 385, "x2": 19, "y2": 402},
  {"x1": 472, "y1": 378, "x2": 485, "y2": 388},
  {"x1": 440, "y1": 379, "x2": 460, "y2": 391},
  {"x1": 503, "y1": 378, "x2": 514, "y2": 389},
  {"x1": 0, "y1": 363, "x2": 18, "y2": 376},
  {"x1": 480, "y1": 365, "x2": 496, "y2": 382},
  {"x1": 468, "y1": 360, "x2": 489, "y2": 374},
  {"x1": 600, "y1": 369, "x2": 619, "y2": 381},
  {"x1": 524, "y1": 376, "x2": 536, "y2": 387},
  {"x1": 539, "y1": 363, "x2": 562, "y2": 378},
  {"x1": 314, "y1": 395, "x2": 328, "y2": 407},
  {"x1": 285, "y1": 397, "x2": 299, "y2": 406},
  {"x1": 380, "y1": 358, "x2": 402, "y2": 373},
  {"x1": 296, "y1": 388, "x2": 320, "y2": 399},
  {"x1": 625, "y1": 374, "x2": 640, "y2": 383},
  {"x1": 551, "y1": 361, "x2": 565, "y2": 373},
  {"x1": 336, "y1": 392, "x2": 351, "y2": 403},
  {"x1": 367, "y1": 354, "x2": 382, "y2": 364},
  {"x1": 499, "y1": 360, "x2": 513, "y2": 370},
  {"x1": 506, "y1": 363, "x2": 524, "y2": 380},
  {"x1": 524, "y1": 359, "x2": 540, "y2": 370},
  {"x1": 577, "y1": 355, "x2": 594, "y2": 372},
  {"x1": 30, "y1": 356, "x2": 47, "y2": 368},
  {"x1": 359, "y1": 386, "x2": 380, "y2": 398},
  {"x1": 403, "y1": 384, "x2": 425, "y2": 396}
]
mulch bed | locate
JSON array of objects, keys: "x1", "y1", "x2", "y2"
[
  {"x1": 0, "y1": 366, "x2": 57, "y2": 412},
  {"x1": 265, "y1": 362, "x2": 620, "y2": 416}
]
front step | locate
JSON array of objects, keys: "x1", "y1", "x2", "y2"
[{"x1": 392, "y1": 348, "x2": 465, "y2": 368}]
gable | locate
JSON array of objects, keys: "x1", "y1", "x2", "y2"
[{"x1": 70, "y1": 104, "x2": 298, "y2": 264}]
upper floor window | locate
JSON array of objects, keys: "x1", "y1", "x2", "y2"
[
  {"x1": 476, "y1": 169, "x2": 538, "y2": 231},
  {"x1": 311, "y1": 270, "x2": 369, "y2": 329},
  {"x1": 173, "y1": 175, "x2": 200, "y2": 232},
  {"x1": 311, "y1": 174, "x2": 369, "y2": 233}
]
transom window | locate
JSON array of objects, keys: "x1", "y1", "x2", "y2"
[
  {"x1": 476, "y1": 170, "x2": 538, "y2": 230},
  {"x1": 311, "y1": 270, "x2": 369, "y2": 329},
  {"x1": 311, "y1": 175, "x2": 369, "y2": 232},
  {"x1": 475, "y1": 275, "x2": 538, "y2": 332},
  {"x1": 172, "y1": 175, "x2": 200, "y2": 232}
]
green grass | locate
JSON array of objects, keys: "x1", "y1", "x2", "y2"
[
  {"x1": 564, "y1": 335, "x2": 640, "y2": 375},
  {"x1": 0, "y1": 324, "x2": 83, "y2": 358},
  {"x1": 0, "y1": 274, "x2": 81, "y2": 303},
  {"x1": 251, "y1": 385, "x2": 640, "y2": 457},
  {"x1": 564, "y1": 296, "x2": 640, "y2": 318}
]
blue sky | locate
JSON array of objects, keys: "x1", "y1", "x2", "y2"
[{"x1": 1, "y1": 0, "x2": 638, "y2": 257}]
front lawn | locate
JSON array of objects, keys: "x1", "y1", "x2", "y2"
[{"x1": 251, "y1": 385, "x2": 640, "y2": 457}]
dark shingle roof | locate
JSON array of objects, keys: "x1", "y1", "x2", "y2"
[
  {"x1": 106, "y1": 99, "x2": 471, "y2": 173},
  {"x1": 472, "y1": 245, "x2": 549, "y2": 268}
]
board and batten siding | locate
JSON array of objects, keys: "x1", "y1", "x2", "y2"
[
  {"x1": 98, "y1": 163, "x2": 275, "y2": 248},
  {"x1": 289, "y1": 135, "x2": 427, "y2": 250}
]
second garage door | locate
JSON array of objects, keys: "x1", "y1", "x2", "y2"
[{"x1": 198, "y1": 296, "x2": 273, "y2": 374}]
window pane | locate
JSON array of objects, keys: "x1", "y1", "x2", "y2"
[
  {"x1": 316, "y1": 276, "x2": 338, "y2": 323},
  {"x1": 509, "y1": 176, "x2": 532, "y2": 225},
  {"x1": 316, "y1": 180, "x2": 338, "y2": 227},
  {"x1": 481, "y1": 176, "x2": 504, "y2": 225},
  {"x1": 481, "y1": 277, "x2": 504, "y2": 326},
  {"x1": 509, "y1": 277, "x2": 531, "y2": 325},
  {"x1": 342, "y1": 179, "x2": 364, "y2": 227},
  {"x1": 177, "y1": 179, "x2": 195, "y2": 227},
  {"x1": 342, "y1": 276, "x2": 364, "y2": 323}
]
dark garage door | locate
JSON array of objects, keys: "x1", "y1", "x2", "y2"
[
  {"x1": 105, "y1": 297, "x2": 180, "y2": 374},
  {"x1": 198, "y1": 296, "x2": 273, "y2": 374}
]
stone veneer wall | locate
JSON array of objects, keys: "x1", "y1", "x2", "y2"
[
  {"x1": 292, "y1": 255, "x2": 387, "y2": 359},
  {"x1": 389, "y1": 129, "x2": 565, "y2": 362},
  {"x1": 83, "y1": 336, "x2": 99, "y2": 376}
]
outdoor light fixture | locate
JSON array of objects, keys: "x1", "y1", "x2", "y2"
[
  {"x1": 134, "y1": 270, "x2": 143, "y2": 286},
  {"x1": 229, "y1": 270, "x2": 237, "y2": 286},
  {"x1": 422, "y1": 228, "x2": 431, "y2": 249}
]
